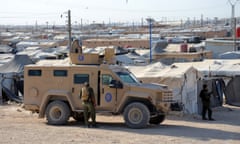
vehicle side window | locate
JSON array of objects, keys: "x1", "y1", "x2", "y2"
[
  {"x1": 28, "y1": 70, "x2": 42, "y2": 76},
  {"x1": 53, "y1": 70, "x2": 67, "y2": 77},
  {"x1": 74, "y1": 74, "x2": 89, "y2": 84},
  {"x1": 102, "y1": 74, "x2": 112, "y2": 85}
]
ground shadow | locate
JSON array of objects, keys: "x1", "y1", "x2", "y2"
[
  {"x1": 168, "y1": 106, "x2": 240, "y2": 127},
  {"x1": 47, "y1": 119, "x2": 240, "y2": 141}
]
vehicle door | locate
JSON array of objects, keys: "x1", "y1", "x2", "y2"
[
  {"x1": 70, "y1": 67, "x2": 98, "y2": 110},
  {"x1": 100, "y1": 70, "x2": 118, "y2": 111}
]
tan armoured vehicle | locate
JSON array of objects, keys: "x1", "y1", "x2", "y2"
[{"x1": 24, "y1": 40, "x2": 173, "y2": 128}]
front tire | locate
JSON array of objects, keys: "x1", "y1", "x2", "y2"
[
  {"x1": 123, "y1": 102, "x2": 150, "y2": 129},
  {"x1": 46, "y1": 100, "x2": 70, "y2": 125}
]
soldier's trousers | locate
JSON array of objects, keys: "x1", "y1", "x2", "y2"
[
  {"x1": 202, "y1": 103, "x2": 212, "y2": 119},
  {"x1": 82, "y1": 102, "x2": 96, "y2": 125}
]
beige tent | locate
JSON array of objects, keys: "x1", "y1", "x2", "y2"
[{"x1": 128, "y1": 62, "x2": 201, "y2": 114}]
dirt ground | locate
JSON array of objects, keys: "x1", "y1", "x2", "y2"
[{"x1": 0, "y1": 103, "x2": 240, "y2": 144}]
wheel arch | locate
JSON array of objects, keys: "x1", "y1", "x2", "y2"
[
  {"x1": 118, "y1": 97, "x2": 155, "y2": 114},
  {"x1": 39, "y1": 91, "x2": 73, "y2": 118}
]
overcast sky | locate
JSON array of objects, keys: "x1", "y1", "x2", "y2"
[{"x1": 0, "y1": 0, "x2": 239, "y2": 25}]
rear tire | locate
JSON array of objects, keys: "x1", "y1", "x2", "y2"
[
  {"x1": 123, "y1": 102, "x2": 150, "y2": 129},
  {"x1": 46, "y1": 100, "x2": 70, "y2": 125}
]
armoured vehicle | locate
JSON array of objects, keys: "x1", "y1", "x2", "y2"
[{"x1": 24, "y1": 40, "x2": 173, "y2": 128}]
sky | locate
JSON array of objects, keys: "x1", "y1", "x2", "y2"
[{"x1": 0, "y1": 0, "x2": 240, "y2": 25}]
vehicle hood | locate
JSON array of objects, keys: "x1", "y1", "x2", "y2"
[{"x1": 128, "y1": 83, "x2": 169, "y2": 91}]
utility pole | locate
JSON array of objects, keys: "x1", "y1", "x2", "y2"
[
  {"x1": 233, "y1": 18, "x2": 237, "y2": 51},
  {"x1": 181, "y1": 19, "x2": 183, "y2": 29},
  {"x1": 146, "y1": 18, "x2": 155, "y2": 63},
  {"x1": 228, "y1": 0, "x2": 239, "y2": 51},
  {"x1": 35, "y1": 20, "x2": 38, "y2": 32},
  {"x1": 67, "y1": 10, "x2": 72, "y2": 49},
  {"x1": 228, "y1": 0, "x2": 239, "y2": 37},
  {"x1": 81, "y1": 18, "x2": 83, "y2": 30}
]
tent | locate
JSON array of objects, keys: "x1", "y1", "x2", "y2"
[
  {"x1": 225, "y1": 76, "x2": 240, "y2": 106},
  {"x1": 219, "y1": 51, "x2": 240, "y2": 59},
  {"x1": 116, "y1": 50, "x2": 147, "y2": 66},
  {"x1": 189, "y1": 59, "x2": 240, "y2": 107},
  {"x1": 0, "y1": 54, "x2": 34, "y2": 73},
  {"x1": 0, "y1": 45, "x2": 14, "y2": 53},
  {"x1": 0, "y1": 54, "x2": 34, "y2": 103},
  {"x1": 165, "y1": 60, "x2": 240, "y2": 108},
  {"x1": 128, "y1": 62, "x2": 200, "y2": 114}
]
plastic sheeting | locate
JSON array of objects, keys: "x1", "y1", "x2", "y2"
[
  {"x1": 225, "y1": 76, "x2": 240, "y2": 106},
  {"x1": 0, "y1": 54, "x2": 34, "y2": 73},
  {"x1": 0, "y1": 45, "x2": 13, "y2": 53},
  {"x1": 219, "y1": 51, "x2": 240, "y2": 59}
]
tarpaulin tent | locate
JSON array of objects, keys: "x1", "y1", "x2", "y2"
[
  {"x1": 0, "y1": 54, "x2": 34, "y2": 73},
  {"x1": 0, "y1": 54, "x2": 34, "y2": 103},
  {"x1": 172, "y1": 60, "x2": 240, "y2": 108},
  {"x1": 128, "y1": 62, "x2": 200, "y2": 114}
]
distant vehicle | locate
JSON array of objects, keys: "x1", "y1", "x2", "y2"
[
  {"x1": 23, "y1": 40, "x2": 174, "y2": 129},
  {"x1": 188, "y1": 36, "x2": 202, "y2": 44},
  {"x1": 166, "y1": 37, "x2": 184, "y2": 44}
]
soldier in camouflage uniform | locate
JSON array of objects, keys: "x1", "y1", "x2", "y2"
[{"x1": 80, "y1": 82, "x2": 97, "y2": 128}]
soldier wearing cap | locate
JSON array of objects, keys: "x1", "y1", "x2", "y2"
[{"x1": 80, "y1": 82, "x2": 97, "y2": 128}]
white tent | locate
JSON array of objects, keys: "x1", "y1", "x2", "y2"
[
  {"x1": 164, "y1": 60, "x2": 240, "y2": 107},
  {"x1": 189, "y1": 59, "x2": 240, "y2": 107},
  {"x1": 171, "y1": 60, "x2": 240, "y2": 79},
  {"x1": 128, "y1": 62, "x2": 201, "y2": 114}
]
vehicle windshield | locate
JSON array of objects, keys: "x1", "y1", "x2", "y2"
[{"x1": 115, "y1": 71, "x2": 139, "y2": 84}]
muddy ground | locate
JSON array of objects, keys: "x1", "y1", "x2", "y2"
[{"x1": 0, "y1": 103, "x2": 240, "y2": 144}]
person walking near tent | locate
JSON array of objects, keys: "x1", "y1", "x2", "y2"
[
  {"x1": 80, "y1": 82, "x2": 97, "y2": 128},
  {"x1": 199, "y1": 84, "x2": 215, "y2": 121}
]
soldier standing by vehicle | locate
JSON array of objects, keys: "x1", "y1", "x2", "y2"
[
  {"x1": 199, "y1": 84, "x2": 215, "y2": 121},
  {"x1": 80, "y1": 82, "x2": 97, "y2": 128}
]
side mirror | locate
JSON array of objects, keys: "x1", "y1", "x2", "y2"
[{"x1": 109, "y1": 80, "x2": 123, "y2": 89}]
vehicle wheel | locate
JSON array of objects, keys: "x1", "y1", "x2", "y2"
[
  {"x1": 123, "y1": 102, "x2": 150, "y2": 129},
  {"x1": 149, "y1": 114, "x2": 165, "y2": 125},
  {"x1": 46, "y1": 100, "x2": 70, "y2": 125}
]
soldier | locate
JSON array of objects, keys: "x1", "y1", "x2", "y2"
[
  {"x1": 80, "y1": 82, "x2": 97, "y2": 128},
  {"x1": 199, "y1": 84, "x2": 215, "y2": 121}
]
